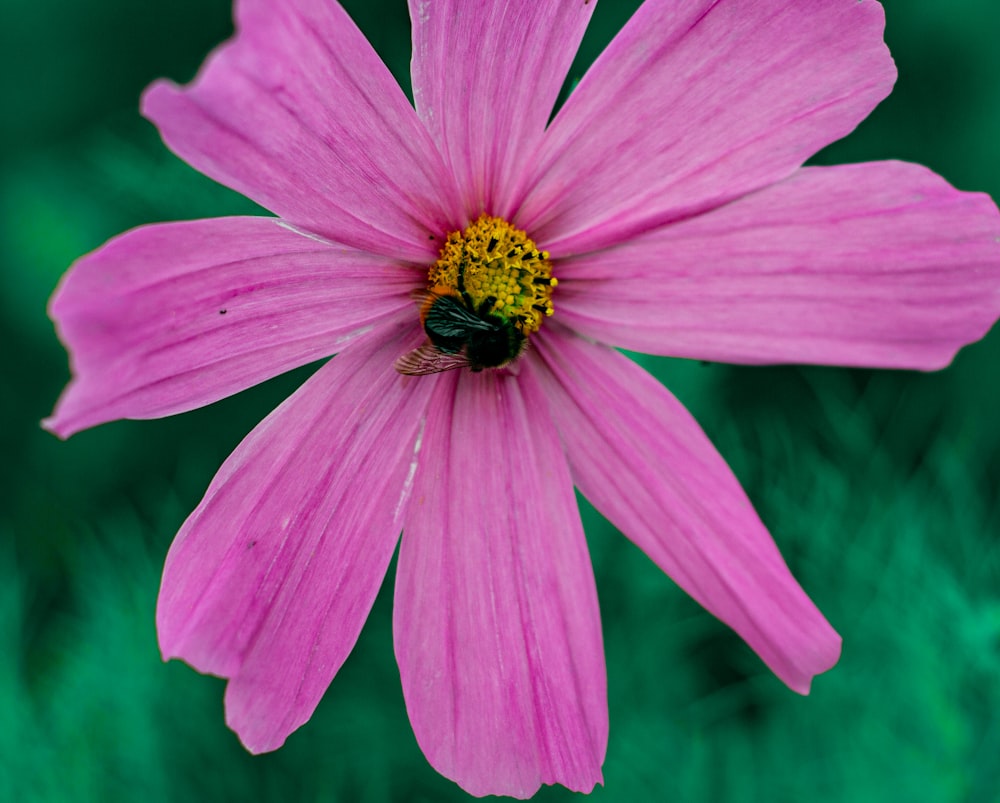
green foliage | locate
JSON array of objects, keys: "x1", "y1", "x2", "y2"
[{"x1": 3, "y1": 1, "x2": 998, "y2": 801}]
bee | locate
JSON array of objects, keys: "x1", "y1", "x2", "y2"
[{"x1": 394, "y1": 266, "x2": 527, "y2": 376}]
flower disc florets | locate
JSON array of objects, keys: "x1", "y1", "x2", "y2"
[{"x1": 428, "y1": 214, "x2": 557, "y2": 336}]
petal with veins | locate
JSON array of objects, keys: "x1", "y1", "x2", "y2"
[
  {"x1": 519, "y1": 0, "x2": 895, "y2": 256},
  {"x1": 144, "y1": 0, "x2": 461, "y2": 261},
  {"x1": 395, "y1": 368, "x2": 607, "y2": 798},
  {"x1": 534, "y1": 330, "x2": 842, "y2": 694},
  {"x1": 556, "y1": 162, "x2": 1000, "y2": 369},
  {"x1": 46, "y1": 217, "x2": 420, "y2": 437},
  {"x1": 409, "y1": 0, "x2": 594, "y2": 220},
  {"x1": 158, "y1": 323, "x2": 433, "y2": 753}
]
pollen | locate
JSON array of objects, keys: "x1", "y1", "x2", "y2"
[{"x1": 427, "y1": 214, "x2": 557, "y2": 336}]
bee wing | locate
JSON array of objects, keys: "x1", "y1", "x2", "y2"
[
  {"x1": 424, "y1": 294, "x2": 496, "y2": 336},
  {"x1": 394, "y1": 343, "x2": 472, "y2": 375}
]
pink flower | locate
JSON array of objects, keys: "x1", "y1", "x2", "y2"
[{"x1": 47, "y1": 0, "x2": 1000, "y2": 797}]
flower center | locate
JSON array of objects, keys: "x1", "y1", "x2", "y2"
[
  {"x1": 428, "y1": 214, "x2": 557, "y2": 336},
  {"x1": 394, "y1": 215, "x2": 557, "y2": 375}
]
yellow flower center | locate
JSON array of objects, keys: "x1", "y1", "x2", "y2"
[{"x1": 427, "y1": 214, "x2": 557, "y2": 336}]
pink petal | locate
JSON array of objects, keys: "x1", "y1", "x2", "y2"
[
  {"x1": 533, "y1": 329, "x2": 841, "y2": 694},
  {"x1": 517, "y1": 0, "x2": 895, "y2": 256},
  {"x1": 408, "y1": 0, "x2": 594, "y2": 220},
  {"x1": 143, "y1": 0, "x2": 461, "y2": 262},
  {"x1": 394, "y1": 368, "x2": 607, "y2": 798},
  {"x1": 157, "y1": 324, "x2": 433, "y2": 753},
  {"x1": 555, "y1": 162, "x2": 1000, "y2": 369},
  {"x1": 45, "y1": 217, "x2": 419, "y2": 438}
]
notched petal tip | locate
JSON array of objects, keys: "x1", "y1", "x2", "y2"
[
  {"x1": 42, "y1": 378, "x2": 95, "y2": 441},
  {"x1": 791, "y1": 630, "x2": 843, "y2": 696},
  {"x1": 40, "y1": 410, "x2": 68, "y2": 440},
  {"x1": 139, "y1": 78, "x2": 182, "y2": 123},
  {"x1": 223, "y1": 682, "x2": 294, "y2": 755}
]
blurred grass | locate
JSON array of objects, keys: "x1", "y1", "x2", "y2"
[{"x1": 2, "y1": 0, "x2": 999, "y2": 801}]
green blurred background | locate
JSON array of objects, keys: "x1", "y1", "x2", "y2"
[{"x1": 2, "y1": 0, "x2": 998, "y2": 800}]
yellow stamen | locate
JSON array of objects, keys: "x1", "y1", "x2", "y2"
[{"x1": 427, "y1": 214, "x2": 556, "y2": 335}]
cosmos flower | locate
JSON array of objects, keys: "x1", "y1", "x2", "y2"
[{"x1": 47, "y1": 0, "x2": 1000, "y2": 797}]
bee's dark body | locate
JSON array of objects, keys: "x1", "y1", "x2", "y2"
[
  {"x1": 423, "y1": 293, "x2": 525, "y2": 372},
  {"x1": 395, "y1": 259, "x2": 528, "y2": 375}
]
